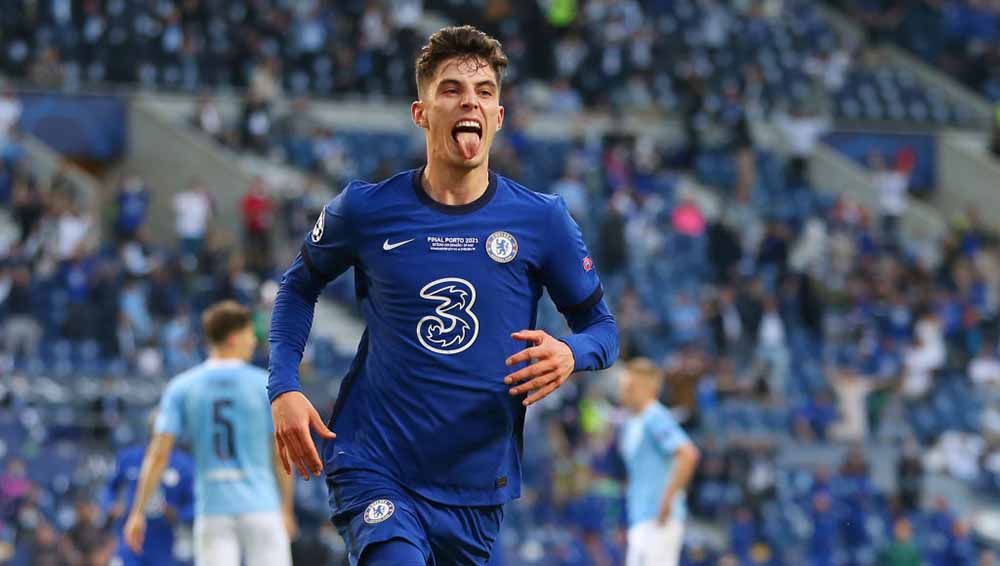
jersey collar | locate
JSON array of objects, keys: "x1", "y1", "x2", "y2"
[{"x1": 411, "y1": 167, "x2": 497, "y2": 215}]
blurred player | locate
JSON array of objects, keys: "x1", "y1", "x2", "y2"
[
  {"x1": 268, "y1": 25, "x2": 619, "y2": 565},
  {"x1": 618, "y1": 358, "x2": 700, "y2": 566},
  {"x1": 124, "y1": 301, "x2": 296, "y2": 566},
  {"x1": 104, "y1": 409, "x2": 195, "y2": 566}
]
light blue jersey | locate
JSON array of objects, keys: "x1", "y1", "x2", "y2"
[
  {"x1": 155, "y1": 359, "x2": 280, "y2": 517},
  {"x1": 619, "y1": 401, "x2": 691, "y2": 526}
]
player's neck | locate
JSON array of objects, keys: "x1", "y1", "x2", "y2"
[
  {"x1": 207, "y1": 348, "x2": 247, "y2": 363},
  {"x1": 422, "y1": 162, "x2": 489, "y2": 206},
  {"x1": 631, "y1": 397, "x2": 656, "y2": 415}
]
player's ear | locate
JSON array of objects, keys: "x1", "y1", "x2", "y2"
[
  {"x1": 411, "y1": 100, "x2": 429, "y2": 130},
  {"x1": 496, "y1": 105, "x2": 504, "y2": 132}
]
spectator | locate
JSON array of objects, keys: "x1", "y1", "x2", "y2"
[
  {"x1": 114, "y1": 175, "x2": 151, "y2": 242},
  {"x1": 65, "y1": 499, "x2": 112, "y2": 565},
  {"x1": 0, "y1": 265, "x2": 41, "y2": 363},
  {"x1": 241, "y1": 177, "x2": 274, "y2": 276},
  {"x1": 969, "y1": 345, "x2": 1000, "y2": 389},
  {"x1": 774, "y1": 104, "x2": 830, "y2": 189},
  {"x1": 901, "y1": 314, "x2": 945, "y2": 401},
  {"x1": 191, "y1": 96, "x2": 226, "y2": 144},
  {"x1": 26, "y1": 521, "x2": 73, "y2": 566},
  {"x1": 869, "y1": 150, "x2": 908, "y2": 248},
  {"x1": 877, "y1": 517, "x2": 923, "y2": 566},
  {"x1": 755, "y1": 298, "x2": 789, "y2": 401},
  {"x1": 897, "y1": 437, "x2": 924, "y2": 512},
  {"x1": 0, "y1": 88, "x2": 21, "y2": 144},
  {"x1": 173, "y1": 181, "x2": 212, "y2": 266}
]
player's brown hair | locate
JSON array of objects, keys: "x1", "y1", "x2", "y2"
[
  {"x1": 414, "y1": 25, "x2": 508, "y2": 97},
  {"x1": 625, "y1": 357, "x2": 664, "y2": 384},
  {"x1": 201, "y1": 300, "x2": 252, "y2": 346}
]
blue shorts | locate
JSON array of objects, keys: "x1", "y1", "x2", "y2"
[{"x1": 327, "y1": 468, "x2": 503, "y2": 565}]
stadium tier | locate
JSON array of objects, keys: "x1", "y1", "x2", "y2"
[{"x1": 2, "y1": 2, "x2": 1000, "y2": 566}]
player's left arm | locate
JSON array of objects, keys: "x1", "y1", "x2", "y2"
[
  {"x1": 506, "y1": 197, "x2": 620, "y2": 406},
  {"x1": 123, "y1": 433, "x2": 176, "y2": 554},
  {"x1": 650, "y1": 413, "x2": 700, "y2": 524}
]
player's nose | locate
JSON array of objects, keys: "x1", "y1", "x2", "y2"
[{"x1": 459, "y1": 91, "x2": 479, "y2": 109}]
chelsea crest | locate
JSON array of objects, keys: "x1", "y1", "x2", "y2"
[{"x1": 486, "y1": 231, "x2": 518, "y2": 263}]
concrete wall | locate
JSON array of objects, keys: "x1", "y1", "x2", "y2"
[
  {"x1": 937, "y1": 131, "x2": 1000, "y2": 228},
  {"x1": 115, "y1": 96, "x2": 253, "y2": 245},
  {"x1": 810, "y1": 144, "x2": 947, "y2": 243}
]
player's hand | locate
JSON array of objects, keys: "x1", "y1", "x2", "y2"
[
  {"x1": 657, "y1": 496, "x2": 673, "y2": 525},
  {"x1": 505, "y1": 330, "x2": 576, "y2": 406},
  {"x1": 283, "y1": 509, "x2": 299, "y2": 540},
  {"x1": 124, "y1": 513, "x2": 146, "y2": 554},
  {"x1": 272, "y1": 391, "x2": 336, "y2": 481}
]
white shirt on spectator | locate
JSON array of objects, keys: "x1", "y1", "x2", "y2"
[
  {"x1": 776, "y1": 113, "x2": 830, "y2": 157},
  {"x1": 174, "y1": 190, "x2": 211, "y2": 239},
  {"x1": 970, "y1": 353, "x2": 1000, "y2": 388},
  {"x1": 875, "y1": 169, "x2": 908, "y2": 216},
  {"x1": 56, "y1": 212, "x2": 92, "y2": 259}
]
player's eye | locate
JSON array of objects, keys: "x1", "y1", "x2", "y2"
[{"x1": 479, "y1": 90, "x2": 493, "y2": 97}]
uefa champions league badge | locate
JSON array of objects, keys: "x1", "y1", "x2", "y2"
[
  {"x1": 363, "y1": 499, "x2": 395, "y2": 524},
  {"x1": 311, "y1": 210, "x2": 325, "y2": 243},
  {"x1": 486, "y1": 231, "x2": 518, "y2": 263}
]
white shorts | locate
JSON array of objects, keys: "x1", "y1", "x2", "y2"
[
  {"x1": 194, "y1": 511, "x2": 291, "y2": 566},
  {"x1": 626, "y1": 518, "x2": 684, "y2": 566}
]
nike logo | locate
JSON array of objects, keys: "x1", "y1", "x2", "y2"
[{"x1": 382, "y1": 238, "x2": 415, "y2": 251}]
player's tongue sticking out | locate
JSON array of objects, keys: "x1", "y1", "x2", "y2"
[{"x1": 452, "y1": 121, "x2": 483, "y2": 160}]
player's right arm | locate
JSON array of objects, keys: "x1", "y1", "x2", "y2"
[
  {"x1": 650, "y1": 410, "x2": 700, "y2": 524},
  {"x1": 124, "y1": 433, "x2": 176, "y2": 553},
  {"x1": 273, "y1": 436, "x2": 298, "y2": 539},
  {"x1": 269, "y1": 187, "x2": 358, "y2": 479}
]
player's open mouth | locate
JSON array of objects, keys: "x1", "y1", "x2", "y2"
[{"x1": 451, "y1": 119, "x2": 483, "y2": 159}]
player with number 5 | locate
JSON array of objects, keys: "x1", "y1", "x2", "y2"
[
  {"x1": 124, "y1": 301, "x2": 296, "y2": 566},
  {"x1": 268, "y1": 25, "x2": 619, "y2": 565}
]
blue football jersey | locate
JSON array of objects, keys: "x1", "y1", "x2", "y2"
[
  {"x1": 156, "y1": 360, "x2": 281, "y2": 516},
  {"x1": 272, "y1": 168, "x2": 615, "y2": 506},
  {"x1": 104, "y1": 445, "x2": 194, "y2": 565}
]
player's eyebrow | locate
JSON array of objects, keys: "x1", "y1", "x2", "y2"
[{"x1": 436, "y1": 78, "x2": 497, "y2": 91}]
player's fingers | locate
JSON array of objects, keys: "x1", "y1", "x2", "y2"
[
  {"x1": 292, "y1": 424, "x2": 324, "y2": 477},
  {"x1": 505, "y1": 359, "x2": 557, "y2": 385},
  {"x1": 276, "y1": 436, "x2": 292, "y2": 476},
  {"x1": 509, "y1": 370, "x2": 559, "y2": 397},
  {"x1": 309, "y1": 408, "x2": 337, "y2": 440},
  {"x1": 281, "y1": 428, "x2": 313, "y2": 480},
  {"x1": 524, "y1": 380, "x2": 561, "y2": 406},
  {"x1": 511, "y1": 329, "x2": 546, "y2": 344},
  {"x1": 505, "y1": 346, "x2": 545, "y2": 367}
]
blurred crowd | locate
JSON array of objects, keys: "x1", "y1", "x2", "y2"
[
  {"x1": 3, "y1": 0, "x2": 1000, "y2": 565},
  {"x1": 0, "y1": 0, "x2": 987, "y2": 127},
  {"x1": 832, "y1": 0, "x2": 1000, "y2": 102}
]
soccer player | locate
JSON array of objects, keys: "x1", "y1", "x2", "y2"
[
  {"x1": 618, "y1": 358, "x2": 701, "y2": 566},
  {"x1": 104, "y1": 410, "x2": 195, "y2": 566},
  {"x1": 124, "y1": 301, "x2": 296, "y2": 566},
  {"x1": 267, "y1": 25, "x2": 619, "y2": 565}
]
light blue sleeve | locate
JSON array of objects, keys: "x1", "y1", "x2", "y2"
[
  {"x1": 154, "y1": 380, "x2": 186, "y2": 438},
  {"x1": 646, "y1": 407, "x2": 690, "y2": 455}
]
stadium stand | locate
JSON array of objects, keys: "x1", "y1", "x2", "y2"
[{"x1": 2, "y1": 1, "x2": 1000, "y2": 565}]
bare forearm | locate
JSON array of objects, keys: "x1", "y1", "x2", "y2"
[
  {"x1": 274, "y1": 440, "x2": 294, "y2": 514},
  {"x1": 663, "y1": 444, "x2": 700, "y2": 502},
  {"x1": 129, "y1": 435, "x2": 174, "y2": 516}
]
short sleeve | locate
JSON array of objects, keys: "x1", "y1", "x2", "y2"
[
  {"x1": 300, "y1": 184, "x2": 358, "y2": 283},
  {"x1": 646, "y1": 407, "x2": 690, "y2": 455},
  {"x1": 154, "y1": 380, "x2": 186, "y2": 437},
  {"x1": 539, "y1": 196, "x2": 602, "y2": 312}
]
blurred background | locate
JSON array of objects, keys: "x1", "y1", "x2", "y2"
[{"x1": 2, "y1": 0, "x2": 1000, "y2": 564}]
